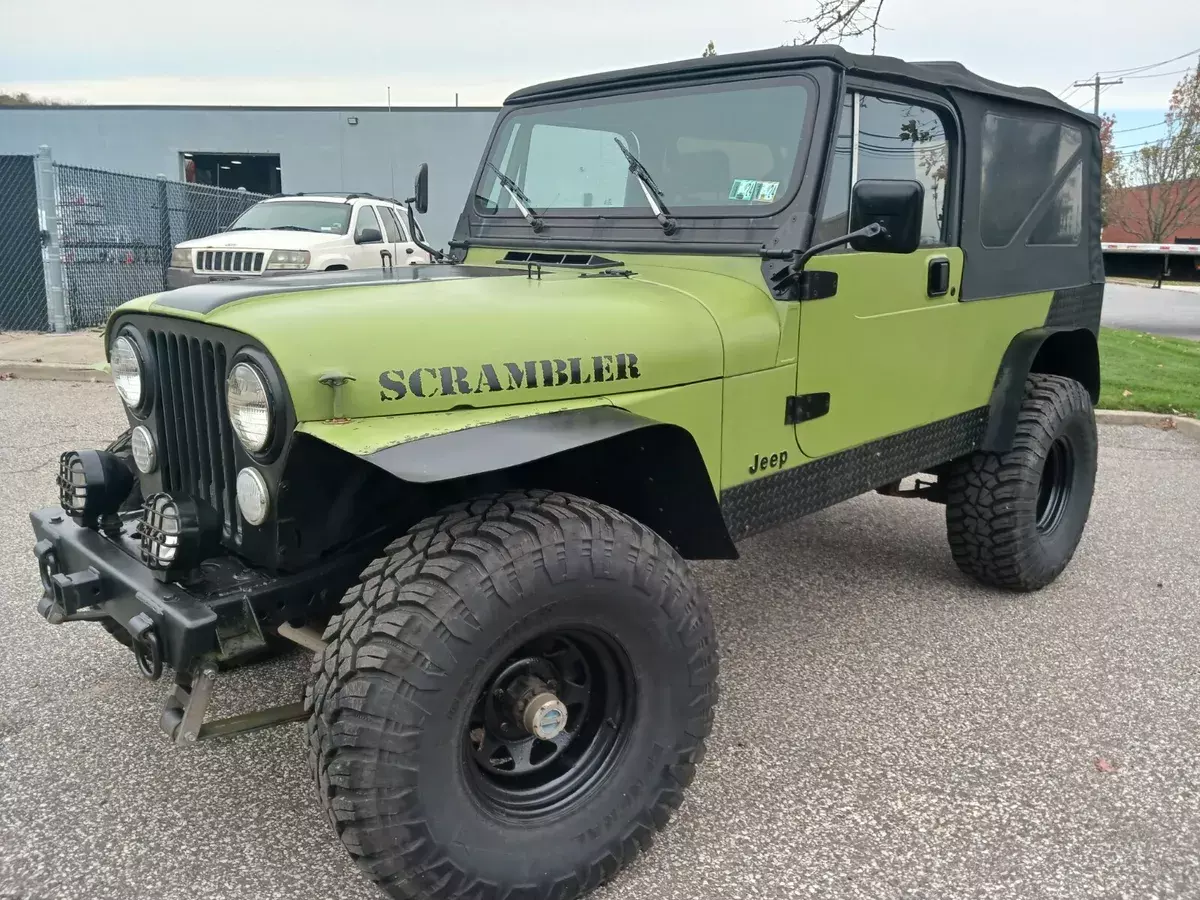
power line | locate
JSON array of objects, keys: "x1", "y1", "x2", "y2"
[
  {"x1": 1122, "y1": 68, "x2": 1191, "y2": 81},
  {"x1": 1114, "y1": 118, "x2": 1168, "y2": 134},
  {"x1": 1098, "y1": 45, "x2": 1200, "y2": 77}
]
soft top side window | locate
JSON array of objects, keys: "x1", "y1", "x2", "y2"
[{"x1": 979, "y1": 114, "x2": 1083, "y2": 248}]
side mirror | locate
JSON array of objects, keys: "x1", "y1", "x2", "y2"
[
  {"x1": 411, "y1": 163, "x2": 429, "y2": 215},
  {"x1": 849, "y1": 179, "x2": 924, "y2": 254},
  {"x1": 356, "y1": 227, "x2": 383, "y2": 245},
  {"x1": 405, "y1": 162, "x2": 443, "y2": 262}
]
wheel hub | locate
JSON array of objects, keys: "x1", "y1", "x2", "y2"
[
  {"x1": 523, "y1": 692, "x2": 568, "y2": 740},
  {"x1": 465, "y1": 630, "x2": 634, "y2": 818}
]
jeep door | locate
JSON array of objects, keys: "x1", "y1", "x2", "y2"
[{"x1": 793, "y1": 88, "x2": 972, "y2": 458}]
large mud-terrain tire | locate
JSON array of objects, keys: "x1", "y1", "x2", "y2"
[
  {"x1": 945, "y1": 374, "x2": 1097, "y2": 591},
  {"x1": 306, "y1": 490, "x2": 718, "y2": 900}
]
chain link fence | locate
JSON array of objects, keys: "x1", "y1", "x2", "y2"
[
  {"x1": 0, "y1": 155, "x2": 50, "y2": 331},
  {"x1": 0, "y1": 148, "x2": 268, "y2": 332},
  {"x1": 55, "y1": 165, "x2": 268, "y2": 328}
]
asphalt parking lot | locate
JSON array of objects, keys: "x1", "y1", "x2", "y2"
[
  {"x1": 1102, "y1": 282, "x2": 1200, "y2": 340},
  {"x1": 2, "y1": 379, "x2": 1200, "y2": 900}
]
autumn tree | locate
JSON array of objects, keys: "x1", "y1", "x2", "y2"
[
  {"x1": 702, "y1": 40, "x2": 717, "y2": 58},
  {"x1": 1098, "y1": 114, "x2": 1119, "y2": 227},
  {"x1": 789, "y1": 0, "x2": 887, "y2": 52},
  {"x1": 1110, "y1": 66, "x2": 1200, "y2": 242}
]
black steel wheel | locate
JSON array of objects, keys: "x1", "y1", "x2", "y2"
[
  {"x1": 1036, "y1": 435, "x2": 1076, "y2": 536},
  {"x1": 945, "y1": 373, "x2": 1097, "y2": 591},
  {"x1": 306, "y1": 491, "x2": 717, "y2": 900},
  {"x1": 466, "y1": 629, "x2": 634, "y2": 818}
]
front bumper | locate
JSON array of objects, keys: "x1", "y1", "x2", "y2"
[
  {"x1": 30, "y1": 507, "x2": 367, "y2": 676},
  {"x1": 32, "y1": 508, "x2": 232, "y2": 673}
]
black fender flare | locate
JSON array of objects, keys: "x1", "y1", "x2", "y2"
[
  {"x1": 361, "y1": 405, "x2": 737, "y2": 560},
  {"x1": 981, "y1": 326, "x2": 1100, "y2": 452}
]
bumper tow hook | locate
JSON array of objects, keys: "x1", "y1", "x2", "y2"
[{"x1": 128, "y1": 613, "x2": 163, "y2": 681}]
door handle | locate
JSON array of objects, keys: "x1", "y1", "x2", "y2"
[{"x1": 927, "y1": 257, "x2": 951, "y2": 298}]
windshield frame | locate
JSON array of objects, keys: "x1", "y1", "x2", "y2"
[{"x1": 470, "y1": 71, "x2": 823, "y2": 229}]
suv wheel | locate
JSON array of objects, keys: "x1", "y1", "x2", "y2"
[
  {"x1": 306, "y1": 490, "x2": 718, "y2": 900},
  {"x1": 944, "y1": 373, "x2": 1097, "y2": 591}
]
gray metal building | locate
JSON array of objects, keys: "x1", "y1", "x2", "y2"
[{"x1": 0, "y1": 105, "x2": 501, "y2": 244}]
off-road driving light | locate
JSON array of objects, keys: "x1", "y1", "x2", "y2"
[
  {"x1": 110, "y1": 335, "x2": 144, "y2": 408},
  {"x1": 56, "y1": 449, "x2": 135, "y2": 528},
  {"x1": 236, "y1": 468, "x2": 270, "y2": 526},
  {"x1": 169, "y1": 247, "x2": 191, "y2": 268},
  {"x1": 266, "y1": 249, "x2": 310, "y2": 270},
  {"x1": 130, "y1": 425, "x2": 157, "y2": 473},
  {"x1": 226, "y1": 361, "x2": 272, "y2": 452},
  {"x1": 137, "y1": 493, "x2": 215, "y2": 572}
]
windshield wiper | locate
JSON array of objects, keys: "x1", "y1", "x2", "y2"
[
  {"x1": 613, "y1": 138, "x2": 678, "y2": 235},
  {"x1": 487, "y1": 162, "x2": 544, "y2": 232},
  {"x1": 269, "y1": 225, "x2": 320, "y2": 232}
]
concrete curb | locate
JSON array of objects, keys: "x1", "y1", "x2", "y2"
[
  {"x1": 0, "y1": 362, "x2": 109, "y2": 382},
  {"x1": 1095, "y1": 409, "x2": 1200, "y2": 441}
]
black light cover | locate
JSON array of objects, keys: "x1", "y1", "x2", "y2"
[
  {"x1": 137, "y1": 492, "x2": 218, "y2": 573},
  {"x1": 56, "y1": 450, "x2": 135, "y2": 528}
]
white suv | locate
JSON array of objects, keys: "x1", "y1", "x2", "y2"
[{"x1": 166, "y1": 194, "x2": 432, "y2": 288}]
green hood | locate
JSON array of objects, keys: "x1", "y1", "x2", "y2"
[{"x1": 136, "y1": 267, "x2": 726, "y2": 422}]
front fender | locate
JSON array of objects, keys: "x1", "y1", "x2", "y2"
[
  {"x1": 295, "y1": 397, "x2": 736, "y2": 559},
  {"x1": 296, "y1": 397, "x2": 618, "y2": 477}
]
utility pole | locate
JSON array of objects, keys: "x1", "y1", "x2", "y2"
[{"x1": 1073, "y1": 72, "x2": 1123, "y2": 115}]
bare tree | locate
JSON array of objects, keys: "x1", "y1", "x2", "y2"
[
  {"x1": 1111, "y1": 66, "x2": 1200, "y2": 242},
  {"x1": 789, "y1": 0, "x2": 887, "y2": 52}
]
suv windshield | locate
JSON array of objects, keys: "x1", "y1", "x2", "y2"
[
  {"x1": 228, "y1": 200, "x2": 352, "y2": 234},
  {"x1": 476, "y1": 77, "x2": 812, "y2": 216}
]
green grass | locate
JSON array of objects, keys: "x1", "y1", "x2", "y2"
[{"x1": 1098, "y1": 327, "x2": 1200, "y2": 418}]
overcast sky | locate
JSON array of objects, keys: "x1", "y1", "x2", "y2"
[{"x1": 0, "y1": 0, "x2": 1196, "y2": 121}]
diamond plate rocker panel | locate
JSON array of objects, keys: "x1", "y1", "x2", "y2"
[{"x1": 720, "y1": 407, "x2": 989, "y2": 542}]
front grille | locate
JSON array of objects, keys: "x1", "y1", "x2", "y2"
[
  {"x1": 147, "y1": 329, "x2": 240, "y2": 540},
  {"x1": 195, "y1": 250, "x2": 265, "y2": 274}
]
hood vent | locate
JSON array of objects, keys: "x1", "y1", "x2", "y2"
[{"x1": 498, "y1": 251, "x2": 623, "y2": 269}]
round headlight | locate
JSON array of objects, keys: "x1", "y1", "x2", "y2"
[
  {"x1": 131, "y1": 425, "x2": 157, "y2": 473},
  {"x1": 226, "y1": 362, "x2": 272, "y2": 452},
  {"x1": 111, "y1": 335, "x2": 144, "y2": 408},
  {"x1": 236, "y1": 468, "x2": 270, "y2": 526}
]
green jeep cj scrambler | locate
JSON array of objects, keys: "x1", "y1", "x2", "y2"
[{"x1": 32, "y1": 46, "x2": 1103, "y2": 900}]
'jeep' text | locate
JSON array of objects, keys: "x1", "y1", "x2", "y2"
[{"x1": 379, "y1": 354, "x2": 641, "y2": 401}]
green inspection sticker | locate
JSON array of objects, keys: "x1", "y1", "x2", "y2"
[{"x1": 729, "y1": 179, "x2": 780, "y2": 202}]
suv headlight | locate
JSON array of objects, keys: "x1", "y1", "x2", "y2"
[
  {"x1": 169, "y1": 247, "x2": 191, "y2": 268},
  {"x1": 110, "y1": 335, "x2": 144, "y2": 409},
  {"x1": 226, "y1": 361, "x2": 273, "y2": 452},
  {"x1": 266, "y1": 250, "x2": 310, "y2": 270}
]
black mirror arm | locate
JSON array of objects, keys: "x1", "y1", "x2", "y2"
[
  {"x1": 404, "y1": 199, "x2": 445, "y2": 262},
  {"x1": 762, "y1": 222, "x2": 887, "y2": 274}
]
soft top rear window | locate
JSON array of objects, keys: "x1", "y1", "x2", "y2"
[{"x1": 476, "y1": 77, "x2": 813, "y2": 217}]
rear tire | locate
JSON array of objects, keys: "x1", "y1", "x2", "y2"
[
  {"x1": 944, "y1": 374, "x2": 1097, "y2": 591},
  {"x1": 306, "y1": 490, "x2": 718, "y2": 900}
]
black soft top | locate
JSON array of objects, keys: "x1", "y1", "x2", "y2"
[{"x1": 506, "y1": 45, "x2": 1097, "y2": 128}]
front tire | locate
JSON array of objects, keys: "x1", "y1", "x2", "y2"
[
  {"x1": 944, "y1": 373, "x2": 1097, "y2": 591},
  {"x1": 306, "y1": 490, "x2": 717, "y2": 900}
]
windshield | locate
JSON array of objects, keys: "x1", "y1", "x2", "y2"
[
  {"x1": 229, "y1": 200, "x2": 352, "y2": 234},
  {"x1": 476, "y1": 77, "x2": 812, "y2": 216}
]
